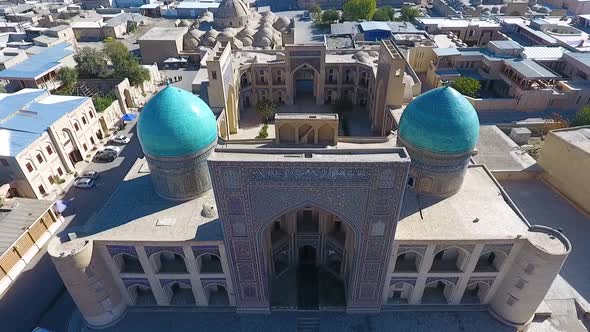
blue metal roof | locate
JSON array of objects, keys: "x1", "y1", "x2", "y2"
[
  {"x1": 0, "y1": 43, "x2": 73, "y2": 80},
  {"x1": 0, "y1": 89, "x2": 88, "y2": 156},
  {"x1": 359, "y1": 21, "x2": 391, "y2": 32}
]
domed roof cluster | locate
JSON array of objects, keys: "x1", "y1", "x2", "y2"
[
  {"x1": 399, "y1": 86, "x2": 479, "y2": 154},
  {"x1": 181, "y1": 7, "x2": 292, "y2": 51},
  {"x1": 138, "y1": 86, "x2": 218, "y2": 157}
]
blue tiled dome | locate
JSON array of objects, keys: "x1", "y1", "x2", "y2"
[
  {"x1": 138, "y1": 86, "x2": 218, "y2": 157},
  {"x1": 399, "y1": 86, "x2": 479, "y2": 154}
]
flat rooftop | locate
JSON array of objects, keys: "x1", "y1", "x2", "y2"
[
  {"x1": 83, "y1": 158, "x2": 223, "y2": 243},
  {"x1": 0, "y1": 198, "x2": 54, "y2": 253},
  {"x1": 551, "y1": 126, "x2": 590, "y2": 153},
  {"x1": 396, "y1": 166, "x2": 528, "y2": 241},
  {"x1": 138, "y1": 27, "x2": 188, "y2": 41},
  {"x1": 474, "y1": 125, "x2": 538, "y2": 172},
  {"x1": 396, "y1": 165, "x2": 568, "y2": 255}
]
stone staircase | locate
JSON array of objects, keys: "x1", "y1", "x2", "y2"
[{"x1": 296, "y1": 317, "x2": 320, "y2": 332}]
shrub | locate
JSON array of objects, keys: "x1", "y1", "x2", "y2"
[
  {"x1": 256, "y1": 124, "x2": 269, "y2": 139},
  {"x1": 94, "y1": 94, "x2": 116, "y2": 112},
  {"x1": 571, "y1": 106, "x2": 590, "y2": 127}
]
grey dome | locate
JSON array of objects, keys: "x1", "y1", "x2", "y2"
[{"x1": 216, "y1": 0, "x2": 249, "y2": 19}]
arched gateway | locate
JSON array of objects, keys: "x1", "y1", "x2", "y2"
[{"x1": 209, "y1": 147, "x2": 411, "y2": 312}]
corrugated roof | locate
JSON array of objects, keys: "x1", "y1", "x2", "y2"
[
  {"x1": 489, "y1": 40, "x2": 522, "y2": 50},
  {"x1": 0, "y1": 198, "x2": 54, "y2": 254},
  {"x1": 504, "y1": 59, "x2": 559, "y2": 79},
  {"x1": 359, "y1": 21, "x2": 391, "y2": 32},
  {"x1": 0, "y1": 89, "x2": 88, "y2": 156},
  {"x1": 522, "y1": 46, "x2": 565, "y2": 60},
  {"x1": 0, "y1": 43, "x2": 73, "y2": 80},
  {"x1": 433, "y1": 48, "x2": 461, "y2": 56}
]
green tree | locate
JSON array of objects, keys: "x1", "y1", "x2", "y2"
[
  {"x1": 255, "y1": 100, "x2": 278, "y2": 123},
  {"x1": 343, "y1": 0, "x2": 376, "y2": 21},
  {"x1": 372, "y1": 6, "x2": 394, "y2": 21},
  {"x1": 103, "y1": 40, "x2": 150, "y2": 86},
  {"x1": 571, "y1": 106, "x2": 590, "y2": 127},
  {"x1": 321, "y1": 9, "x2": 340, "y2": 24},
  {"x1": 451, "y1": 77, "x2": 481, "y2": 98},
  {"x1": 309, "y1": 4, "x2": 322, "y2": 19},
  {"x1": 74, "y1": 47, "x2": 109, "y2": 78},
  {"x1": 398, "y1": 5, "x2": 421, "y2": 22},
  {"x1": 57, "y1": 67, "x2": 78, "y2": 94},
  {"x1": 93, "y1": 94, "x2": 116, "y2": 112}
]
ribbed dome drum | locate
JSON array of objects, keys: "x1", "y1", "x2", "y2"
[
  {"x1": 397, "y1": 86, "x2": 480, "y2": 197},
  {"x1": 138, "y1": 86, "x2": 218, "y2": 201}
]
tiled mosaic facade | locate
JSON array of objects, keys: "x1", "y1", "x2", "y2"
[{"x1": 209, "y1": 159, "x2": 410, "y2": 311}]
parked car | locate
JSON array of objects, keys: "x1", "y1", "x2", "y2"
[
  {"x1": 74, "y1": 177, "x2": 95, "y2": 189},
  {"x1": 93, "y1": 150, "x2": 117, "y2": 162},
  {"x1": 110, "y1": 134, "x2": 131, "y2": 145},
  {"x1": 302, "y1": 11, "x2": 311, "y2": 20},
  {"x1": 81, "y1": 170, "x2": 99, "y2": 179},
  {"x1": 102, "y1": 145, "x2": 121, "y2": 155}
]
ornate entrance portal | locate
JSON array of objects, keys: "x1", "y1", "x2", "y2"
[
  {"x1": 264, "y1": 207, "x2": 354, "y2": 309},
  {"x1": 209, "y1": 147, "x2": 410, "y2": 313}
]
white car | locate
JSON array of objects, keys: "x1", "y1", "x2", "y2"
[
  {"x1": 74, "y1": 177, "x2": 95, "y2": 189},
  {"x1": 81, "y1": 170, "x2": 99, "y2": 179},
  {"x1": 111, "y1": 134, "x2": 131, "y2": 145},
  {"x1": 102, "y1": 145, "x2": 121, "y2": 155}
]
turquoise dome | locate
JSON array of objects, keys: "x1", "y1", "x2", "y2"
[
  {"x1": 399, "y1": 86, "x2": 479, "y2": 154},
  {"x1": 138, "y1": 86, "x2": 218, "y2": 157}
]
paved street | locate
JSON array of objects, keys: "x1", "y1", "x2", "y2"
[{"x1": 0, "y1": 118, "x2": 144, "y2": 332}]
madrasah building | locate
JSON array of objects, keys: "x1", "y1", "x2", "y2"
[{"x1": 49, "y1": 8, "x2": 570, "y2": 329}]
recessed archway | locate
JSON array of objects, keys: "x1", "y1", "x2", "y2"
[
  {"x1": 196, "y1": 253, "x2": 223, "y2": 274},
  {"x1": 128, "y1": 285, "x2": 156, "y2": 306},
  {"x1": 461, "y1": 281, "x2": 491, "y2": 304},
  {"x1": 292, "y1": 65, "x2": 318, "y2": 104},
  {"x1": 150, "y1": 251, "x2": 187, "y2": 274},
  {"x1": 387, "y1": 282, "x2": 414, "y2": 304},
  {"x1": 204, "y1": 284, "x2": 230, "y2": 306},
  {"x1": 163, "y1": 281, "x2": 195, "y2": 306},
  {"x1": 261, "y1": 205, "x2": 355, "y2": 310},
  {"x1": 113, "y1": 253, "x2": 144, "y2": 274},
  {"x1": 422, "y1": 280, "x2": 455, "y2": 304}
]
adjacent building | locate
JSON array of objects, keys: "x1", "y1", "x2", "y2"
[
  {"x1": 0, "y1": 89, "x2": 104, "y2": 199},
  {"x1": 538, "y1": 126, "x2": 590, "y2": 214},
  {"x1": 0, "y1": 43, "x2": 75, "y2": 92},
  {"x1": 0, "y1": 197, "x2": 64, "y2": 297}
]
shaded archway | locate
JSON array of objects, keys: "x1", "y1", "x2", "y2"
[
  {"x1": 261, "y1": 205, "x2": 356, "y2": 310},
  {"x1": 394, "y1": 251, "x2": 423, "y2": 273},
  {"x1": 474, "y1": 251, "x2": 508, "y2": 272},
  {"x1": 163, "y1": 281, "x2": 195, "y2": 305},
  {"x1": 62, "y1": 128, "x2": 82, "y2": 165},
  {"x1": 226, "y1": 85, "x2": 238, "y2": 134},
  {"x1": 113, "y1": 253, "x2": 144, "y2": 273},
  {"x1": 150, "y1": 251, "x2": 187, "y2": 273},
  {"x1": 461, "y1": 281, "x2": 491, "y2": 304},
  {"x1": 387, "y1": 282, "x2": 414, "y2": 304},
  {"x1": 292, "y1": 64, "x2": 318, "y2": 103},
  {"x1": 204, "y1": 284, "x2": 230, "y2": 306},
  {"x1": 196, "y1": 253, "x2": 223, "y2": 274},
  {"x1": 128, "y1": 285, "x2": 156, "y2": 306},
  {"x1": 422, "y1": 279, "x2": 455, "y2": 304},
  {"x1": 124, "y1": 89, "x2": 133, "y2": 108},
  {"x1": 429, "y1": 246, "x2": 469, "y2": 272}
]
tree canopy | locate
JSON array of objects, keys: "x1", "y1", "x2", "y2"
[
  {"x1": 372, "y1": 6, "x2": 395, "y2": 21},
  {"x1": 103, "y1": 40, "x2": 150, "y2": 86},
  {"x1": 57, "y1": 67, "x2": 78, "y2": 94},
  {"x1": 321, "y1": 9, "x2": 340, "y2": 24},
  {"x1": 343, "y1": 0, "x2": 376, "y2": 21},
  {"x1": 255, "y1": 100, "x2": 278, "y2": 123},
  {"x1": 398, "y1": 6, "x2": 421, "y2": 22},
  {"x1": 74, "y1": 47, "x2": 109, "y2": 78},
  {"x1": 451, "y1": 77, "x2": 481, "y2": 98},
  {"x1": 309, "y1": 4, "x2": 322, "y2": 18},
  {"x1": 571, "y1": 106, "x2": 590, "y2": 127}
]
